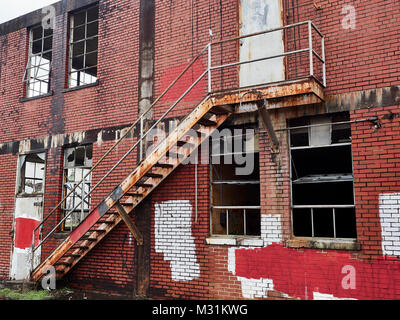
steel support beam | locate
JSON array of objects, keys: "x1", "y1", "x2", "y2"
[{"x1": 114, "y1": 202, "x2": 144, "y2": 246}]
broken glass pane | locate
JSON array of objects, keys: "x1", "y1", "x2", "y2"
[
  {"x1": 309, "y1": 117, "x2": 331, "y2": 146},
  {"x1": 85, "y1": 145, "x2": 93, "y2": 166},
  {"x1": 313, "y1": 208, "x2": 334, "y2": 238},
  {"x1": 75, "y1": 147, "x2": 85, "y2": 166},
  {"x1": 292, "y1": 208, "x2": 312, "y2": 237},
  {"x1": 25, "y1": 162, "x2": 35, "y2": 178},
  {"x1": 24, "y1": 179, "x2": 34, "y2": 194},
  {"x1": 211, "y1": 209, "x2": 227, "y2": 235},
  {"x1": 67, "y1": 168, "x2": 75, "y2": 182},
  {"x1": 335, "y1": 208, "x2": 357, "y2": 238},
  {"x1": 36, "y1": 163, "x2": 45, "y2": 179},
  {"x1": 228, "y1": 209, "x2": 244, "y2": 235},
  {"x1": 245, "y1": 209, "x2": 260, "y2": 236}
]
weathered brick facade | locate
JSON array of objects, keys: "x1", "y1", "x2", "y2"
[{"x1": 0, "y1": 0, "x2": 399, "y2": 300}]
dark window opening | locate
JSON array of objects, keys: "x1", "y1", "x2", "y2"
[
  {"x1": 289, "y1": 113, "x2": 356, "y2": 239},
  {"x1": 210, "y1": 126, "x2": 260, "y2": 237}
]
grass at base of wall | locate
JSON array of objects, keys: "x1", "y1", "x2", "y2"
[{"x1": 0, "y1": 288, "x2": 51, "y2": 300}]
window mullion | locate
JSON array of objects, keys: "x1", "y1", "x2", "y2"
[{"x1": 333, "y1": 208, "x2": 336, "y2": 239}]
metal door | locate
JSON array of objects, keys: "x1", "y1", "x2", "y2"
[{"x1": 239, "y1": 0, "x2": 285, "y2": 87}]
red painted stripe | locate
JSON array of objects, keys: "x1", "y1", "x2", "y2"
[
  {"x1": 235, "y1": 243, "x2": 400, "y2": 300},
  {"x1": 70, "y1": 208, "x2": 100, "y2": 243},
  {"x1": 14, "y1": 218, "x2": 41, "y2": 250}
]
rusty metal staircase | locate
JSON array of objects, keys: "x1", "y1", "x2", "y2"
[
  {"x1": 31, "y1": 97, "x2": 232, "y2": 281},
  {"x1": 30, "y1": 21, "x2": 326, "y2": 282}
]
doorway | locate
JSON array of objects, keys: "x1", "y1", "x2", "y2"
[{"x1": 10, "y1": 152, "x2": 46, "y2": 280}]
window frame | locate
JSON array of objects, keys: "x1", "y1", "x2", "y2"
[
  {"x1": 288, "y1": 114, "x2": 357, "y2": 241},
  {"x1": 67, "y1": 4, "x2": 99, "y2": 89},
  {"x1": 17, "y1": 152, "x2": 47, "y2": 196},
  {"x1": 24, "y1": 24, "x2": 53, "y2": 98},
  {"x1": 209, "y1": 125, "x2": 261, "y2": 238},
  {"x1": 61, "y1": 144, "x2": 93, "y2": 231}
]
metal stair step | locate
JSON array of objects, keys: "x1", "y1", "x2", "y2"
[
  {"x1": 81, "y1": 236, "x2": 97, "y2": 242},
  {"x1": 143, "y1": 172, "x2": 163, "y2": 179},
  {"x1": 154, "y1": 163, "x2": 174, "y2": 169},
  {"x1": 124, "y1": 192, "x2": 143, "y2": 197},
  {"x1": 74, "y1": 245, "x2": 90, "y2": 250},
  {"x1": 95, "y1": 220, "x2": 114, "y2": 225},
  {"x1": 91, "y1": 229, "x2": 107, "y2": 233},
  {"x1": 64, "y1": 253, "x2": 81, "y2": 258},
  {"x1": 135, "y1": 183, "x2": 153, "y2": 188},
  {"x1": 197, "y1": 118, "x2": 217, "y2": 126}
]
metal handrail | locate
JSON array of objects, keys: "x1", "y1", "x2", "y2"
[{"x1": 31, "y1": 20, "x2": 326, "y2": 257}]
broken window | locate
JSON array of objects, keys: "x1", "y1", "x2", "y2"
[
  {"x1": 68, "y1": 5, "x2": 98, "y2": 88},
  {"x1": 62, "y1": 145, "x2": 93, "y2": 231},
  {"x1": 210, "y1": 125, "x2": 261, "y2": 236},
  {"x1": 289, "y1": 112, "x2": 356, "y2": 239},
  {"x1": 18, "y1": 153, "x2": 46, "y2": 195},
  {"x1": 24, "y1": 25, "x2": 53, "y2": 98}
]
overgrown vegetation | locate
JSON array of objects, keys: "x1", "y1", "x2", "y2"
[{"x1": 0, "y1": 288, "x2": 51, "y2": 300}]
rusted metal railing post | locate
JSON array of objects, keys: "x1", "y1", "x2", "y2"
[
  {"x1": 140, "y1": 117, "x2": 144, "y2": 162},
  {"x1": 208, "y1": 43, "x2": 212, "y2": 93},
  {"x1": 308, "y1": 21, "x2": 314, "y2": 77},
  {"x1": 322, "y1": 35, "x2": 326, "y2": 87}
]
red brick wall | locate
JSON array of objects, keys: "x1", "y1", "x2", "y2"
[
  {"x1": 66, "y1": 220, "x2": 137, "y2": 295},
  {"x1": 0, "y1": 0, "x2": 400, "y2": 300},
  {"x1": 285, "y1": 0, "x2": 400, "y2": 95},
  {"x1": 153, "y1": 0, "x2": 238, "y2": 119},
  {"x1": 351, "y1": 105, "x2": 400, "y2": 260},
  {"x1": 0, "y1": 0, "x2": 140, "y2": 143}
]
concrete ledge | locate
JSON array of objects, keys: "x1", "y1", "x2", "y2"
[
  {"x1": 206, "y1": 236, "x2": 264, "y2": 247},
  {"x1": 286, "y1": 238, "x2": 361, "y2": 251}
]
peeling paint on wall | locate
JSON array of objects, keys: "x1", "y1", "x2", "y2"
[
  {"x1": 228, "y1": 214, "x2": 284, "y2": 299},
  {"x1": 228, "y1": 212, "x2": 400, "y2": 300},
  {"x1": 154, "y1": 200, "x2": 200, "y2": 281},
  {"x1": 10, "y1": 197, "x2": 42, "y2": 280}
]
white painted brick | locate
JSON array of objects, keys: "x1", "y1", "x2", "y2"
[
  {"x1": 155, "y1": 200, "x2": 200, "y2": 281},
  {"x1": 379, "y1": 193, "x2": 400, "y2": 257}
]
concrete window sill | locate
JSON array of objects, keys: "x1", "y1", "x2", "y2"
[
  {"x1": 206, "y1": 236, "x2": 264, "y2": 247},
  {"x1": 285, "y1": 238, "x2": 361, "y2": 251},
  {"x1": 62, "y1": 81, "x2": 99, "y2": 93},
  {"x1": 19, "y1": 91, "x2": 54, "y2": 102}
]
